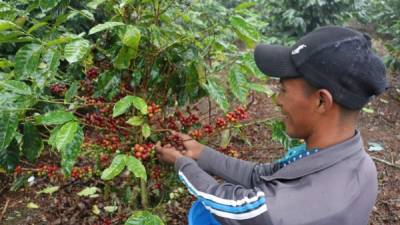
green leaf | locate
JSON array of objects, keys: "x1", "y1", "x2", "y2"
[
  {"x1": 0, "y1": 20, "x2": 20, "y2": 31},
  {"x1": 89, "y1": 22, "x2": 125, "y2": 35},
  {"x1": 126, "y1": 156, "x2": 147, "y2": 181},
  {"x1": 77, "y1": 187, "x2": 99, "y2": 197},
  {"x1": 228, "y1": 68, "x2": 249, "y2": 103},
  {"x1": 362, "y1": 107, "x2": 374, "y2": 114},
  {"x1": 48, "y1": 125, "x2": 61, "y2": 148},
  {"x1": 36, "y1": 111, "x2": 77, "y2": 125},
  {"x1": 127, "y1": 116, "x2": 143, "y2": 126},
  {"x1": 0, "y1": 31, "x2": 34, "y2": 44},
  {"x1": 101, "y1": 154, "x2": 126, "y2": 180},
  {"x1": 87, "y1": 0, "x2": 106, "y2": 9},
  {"x1": 78, "y1": 10, "x2": 95, "y2": 21},
  {"x1": 64, "y1": 39, "x2": 90, "y2": 63},
  {"x1": 104, "y1": 206, "x2": 118, "y2": 213},
  {"x1": 43, "y1": 47, "x2": 61, "y2": 74},
  {"x1": 27, "y1": 202, "x2": 39, "y2": 209},
  {"x1": 0, "y1": 80, "x2": 32, "y2": 95},
  {"x1": 141, "y1": 123, "x2": 151, "y2": 139},
  {"x1": 22, "y1": 122, "x2": 43, "y2": 163},
  {"x1": 204, "y1": 79, "x2": 229, "y2": 112},
  {"x1": 94, "y1": 71, "x2": 121, "y2": 100},
  {"x1": 92, "y1": 205, "x2": 101, "y2": 215},
  {"x1": 234, "y1": 2, "x2": 256, "y2": 11},
  {"x1": 195, "y1": 60, "x2": 206, "y2": 86},
  {"x1": 113, "y1": 96, "x2": 134, "y2": 118},
  {"x1": 248, "y1": 83, "x2": 274, "y2": 97},
  {"x1": 64, "y1": 81, "x2": 79, "y2": 102},
  {"x1": 0, "y1": 112, "x2": 19, "y2": 151},
  {"x1": 10, "y1": 175, "x2": 30, "y2": 191},
  {"x1": 36, "y1": 186, "x2": 59, "y2": 195},
  {"x1": 27, "y1": 22, "x2": 48, "y2": 34},
  {"x1": 46, "y1": 36, "x2": 77, "y2": 47},
  {"x1": 0, "y1": 58, "x2": 13, "y2": 69},
  {"x1": 131, "y1": 96, "x2": 148, "y2": 114},
  {"x1": 60, "y1": 125, "x2": 83, "y2": 176},
  {"x1": 185, "y1": 64, "x2": 200, "y2": 100},
  {"x1": 0, "y1": 139, "x2": 20, "y2": 173},
  {"x1": 39, "y1": 0, "x2": 62, "y2": 11},
  {"x1": 56, "y1": 121, "x2": 79, "y2": 151},
  {"x1": 229, "y1": 15, "x2": 260, "y2": 48},
  {"x1": 114, "y1": 46, "x2": 137, "y2": 69},
  {"x1": 122, "y1": 25, "x2": 141, "y2": 49},
  {"x1": 15, "y1": 44, "x2": 42, "y2": 79},
  {"x1": 125, "y1": 211, "x2": 164, "y2": 225}
]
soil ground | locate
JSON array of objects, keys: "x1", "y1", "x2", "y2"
[{"x1": 1, "y1": 67, "x2": 399, "y2": 225}]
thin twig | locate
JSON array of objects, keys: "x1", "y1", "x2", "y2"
[
  {"x1": 0, "y1": 198, "x2": 10, "y2": 221},
  {"x1": 371, "y1": 156, "x2": 400, "y2": 169}
]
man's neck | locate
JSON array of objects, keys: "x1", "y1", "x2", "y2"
[{"x1": 306, "y1": 126, "x2": 357, "y2": 151}]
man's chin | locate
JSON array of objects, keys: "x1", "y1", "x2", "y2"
[{"x1": 285, "y1": 127, "x2": 300, "y2": 139}]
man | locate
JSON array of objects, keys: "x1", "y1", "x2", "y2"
[{"x1": 155, "y1": 26, "x2": 387, "y2": 225}]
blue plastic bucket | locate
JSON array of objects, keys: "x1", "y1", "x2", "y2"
[{"x1": 188, "y1": 200, "x2": 221, "y2": 225}]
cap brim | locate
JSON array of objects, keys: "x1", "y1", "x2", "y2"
[{"x1": 254, "y1": 44, "x2": 299, "y2": 78}]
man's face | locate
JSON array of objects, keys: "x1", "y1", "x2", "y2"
[{"x1": 276, "y1": 78, "x2": 317, "y2": 139}]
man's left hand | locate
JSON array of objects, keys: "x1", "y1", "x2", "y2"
[{"x1": 155, "y1": 142, "x2": 183, "y2": 164}]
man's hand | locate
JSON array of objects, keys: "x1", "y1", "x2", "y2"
[
  {"x1": 171, "y1": 130, "x2": 205, "y2": 160},
  {"x1": 155, "y1": 142, "x2": 183, "y2": 164}
]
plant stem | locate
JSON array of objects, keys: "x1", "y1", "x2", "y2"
[{"x1": 140, "y1": 178, "x2": 149, "y2": 209}]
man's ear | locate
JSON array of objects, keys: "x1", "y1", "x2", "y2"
[{"x1": 316, "y1": 89, "x2": 333, "y2": 112}]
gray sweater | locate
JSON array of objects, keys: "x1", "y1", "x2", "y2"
[{"x1": 175, "y1": 130, "x2": 378, "y2": 225}]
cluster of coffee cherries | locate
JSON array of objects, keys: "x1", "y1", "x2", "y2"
[
  {"x1": 202, "y1": 124, "x2": 214, "y2": 134},
  {"x1": 36, "y1": 164, "x2": 59, "y2": 177},
  {"x1": 95, "y1": 59, "x2": 112, "y2": 70},
  {"x1": 218, "y1": 146, "x2": 240, "y2": 158},
  {"x1": 14, "y1": 165, "x2": 23, "y2": 175},
  {"x1": 132, "y1": 143, "x2": 154, "y2": 160},
  {"x1": 165, "y1": 116, "x2": 178, "y2": 130},
  {"x1": 163, "y1": 134, "x2": 185, "y2": 151},
  {"x1": 83, "y1": 96, "x2": 105, "y2": 105},
  {"x1": 100, "y1": 154, "x2": 110, "y2": 165},
  {"x1": 14, "y1": 164, "x2": 60, "y2": 178},
  {"x1": 227, "y1": 106, "x2": 248, "y2": 122},
  {"x1": 176, "y1": 111, "x2": 199, "y2": 127},
  {"x1": 150, "y1": 166, "x2": 163, "y2": 190},
  {"x1": 82, "y1": 132, "x2": 126, "y2": 152},
  {"x1": 83, "y1": 112, "x2": 130, "y2": 136},
  {"x1": 150, "y1": 166, "x2": 162, "y2": 180},
  {"x1": 189, "y1": 129, "x2": 203, "y2": 139},
  {"x1": 71, "y1": 166, "x2": 93, "y2": 179},
  {"x1": 168, "y1": 187, "x2": 185, "y2": 201},
  {"x1": 86, "y1": 67, "x2": 99, "y2": 80},
  {"x1": 147, "y1": 102, "x2": 161, "y2": 119},
  {"x1": 79, "y1": 79, "x2": 94, "y2": 95},
  {"x1": 215, "y1": 117, "x2": 228, "y2": 128},
  {"x1": 215, "y1": 106, "x2": 249, "y2": 128},
  {"x1": 101, "y1": 137, "x2": 123, "y2": 152},
  {"x1": 50, "y1": 83, "x2": 67, "y2": 95},
  {"x1": 83, "y1": 97, "x2": 113, "y2": 115}
]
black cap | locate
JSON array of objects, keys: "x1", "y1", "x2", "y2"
[{"x1": 254, "y1": 26, "x2": 388, "y2": 110}]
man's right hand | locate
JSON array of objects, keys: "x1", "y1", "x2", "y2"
[{"x1": 170, "y1": 130, "x2": 205, "y2": 160}]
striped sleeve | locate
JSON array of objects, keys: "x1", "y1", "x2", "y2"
[
  {"x1": 176, "y1": 156, "x2": 269, "y2": 224},
  {"x1": 197, "y1": 146, "x2": 280, "y2": 188}
]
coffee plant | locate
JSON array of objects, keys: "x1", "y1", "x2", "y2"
[
  {"x1": 242, "y1": 0, "x2": 364, "y2": 44},
  {"x1": 356, "y1": 0, "x2": 400, "y2": 71},
  {"x1": 0, "y1": 0, "x2": 273, "y2": 223}
]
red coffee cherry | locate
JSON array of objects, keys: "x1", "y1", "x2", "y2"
[{"x1": 86, "y1": 67, "x2": 99, "y2": 80}]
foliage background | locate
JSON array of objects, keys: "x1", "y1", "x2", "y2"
[{"x1": 0, "y1": 0, "x2": 399, "y2": 224}]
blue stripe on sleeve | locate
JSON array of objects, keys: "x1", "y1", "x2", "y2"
[{"x1": 178, "y1": 173, "x2": 267, "y2": 214}]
